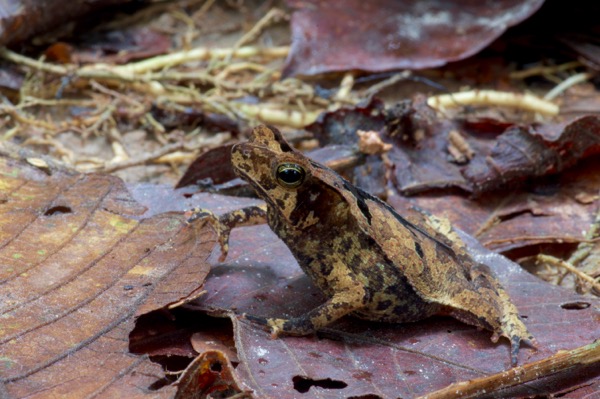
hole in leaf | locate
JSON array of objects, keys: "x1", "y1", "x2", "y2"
[
  {"x1": 293, "y1": 375, "x2": 347, "y2": 393},
  {"x1": 211, "y1": 361, "x2": 222, "y2": 372},
  {"x1": 44, "y1": 205, "x2": 72, "y2": 216},
  {"x1": 147, "y1": 376, "x2": 174, "y2": 391},
  {"x1": 560, "y1": 301, "x2": 591, "y2": 310}
]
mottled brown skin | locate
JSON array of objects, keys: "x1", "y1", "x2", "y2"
[{"x1": 198, "y1": 125, "x2": 534, "y2": 366}]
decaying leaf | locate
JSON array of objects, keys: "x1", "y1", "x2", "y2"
[
  {"x1": 0, "y1": 144, "x2": 215, "y2": 397},
  {"x1": 304, "y1": 99, "x2": 600, "y2": 197},
  {"x1": 283, "y1": 0, "x2": 545, "y2": 76},
  {"x1": 462, "y1": 116, "x2": 600, "y2": 193},
  {"x1": 389, "y1": 158, "x2": 599, "y2": 254}
]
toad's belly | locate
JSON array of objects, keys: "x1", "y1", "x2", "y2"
[{"x1": 298, "y1": 255, "x2": 441, "y2": 323}]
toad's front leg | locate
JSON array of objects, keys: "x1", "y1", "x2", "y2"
[
  {"x1": 186, "y1": 204, "x2": 267, "y2": 261},
  {"x1": 244, "y1": 278, "x2": 367, "y2": 337}
]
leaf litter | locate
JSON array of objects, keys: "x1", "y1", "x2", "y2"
[
  {"x1": 0, "y1": 144, "x2": 218, "y2": 398},
  {"x1": 1, "y1": 0, "x2": 600, "y2": 398}
]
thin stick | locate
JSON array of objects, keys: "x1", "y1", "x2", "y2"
[
  {"x1": 537, "y1": 254, "x2": 600, "y2": 292},
  {"x1": 110, "y1": 46, "x2": 289, "y2": 76},
  {"x1": 544, "y1": 72, "x2": 594, "y2": 101},
  {"x1": 427, "y1": 90, "x2": 559, "y2": 115},
  {"x1": 232, "y1": 8, "x2": 287, "y2": 50},
  {"x1": 100, "y1": 142, "x2": 186, "y2": 173},
  {"x1": 567, "y1": 208, "x2": 600, "y2": 266},
  {"x1": 509, "y1": 61, "x2": 583, "y2": 80},
  {"x1": 363, "y1": 70, "x2": 412, "y2": 99},
  {"x1": 236, "y1": 103, "x2": 321, "y2": 128},
  {"x1": 419, "y1": 340, "x2": 600, "y2": 399}
]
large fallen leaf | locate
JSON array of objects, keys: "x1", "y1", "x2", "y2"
[
  {"x1": 0, "y1": 0, "x2": 133, "y2": 46},
  {"x1": 0, "y1": 144, "x2": 215, "y2": 398},
  {"x1": 283, "y1": 0, "x2": 545, "y2": 76},
  {"x1": 188, "y1": 200, "x2": 599, "y2": 398}
]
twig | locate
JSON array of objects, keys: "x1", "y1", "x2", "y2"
[
  {"x1": 427, "y1": 90, "x2": 559, "y2": 115},
  {"x1": 363, "y1": 70, "x2": 412, "y2": 99},
  {"x1": 544, "y1": 72, "x2": 594, "y2": 101},
  {"x1": 82, "y1": 104, "x2": 116, "y2": 136},
  {"x1": 236, "y1": 103, "x2": 321, "y2": 128},
  {"x1": 232, "y1": 8, "x2": 287, "y2": 50},
  {"x1": 192, "y1": 0, "x2": 217, "y2": 20},
  {"x1": 419, "y1": 340, "x2": 600, "y2": 399},
  {"x1": 100, "y1": 141, "x2": 186, "y2": 173},
  {"x1": 334, "y1": 73, "x2": 356, "y2": 103},
  {"x1": 509, "y1": 61, "x2": 583, "y2": 80},
  {"x1": 22, "y1": 137, "x2": 75, "y2": 163},
  {"x1": 215, "y1": 62, "x2": 271, "y2": 81},
  {"x1": 110, "y1": 45, "x2": 289, "y2": 76},
  {"x1": 88, "y1": 80, "x2": 145, "y2": 109},
  {"x1": 0, "y1": 102, "x2": 56, "y2": 130},
  {"x1": 537, "y1": 254, "x2": 600, "y2": 293},
  {"x1": 18, "y1": 97, "x2": 96, "y2": 108},
  {"x1": 568, "y1": 208, "x2": 600, "y2": 266}
]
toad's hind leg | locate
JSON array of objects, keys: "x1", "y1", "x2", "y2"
[
  {"x1": 245, "y1": 279, "x2": 367, "y2": 337},
  {"x1": 444, "y1": 263, "x2": 535, "y2": 366}
]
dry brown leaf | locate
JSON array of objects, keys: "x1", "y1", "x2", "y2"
[{"x1": 0, "y1": 144, "x2": 214, "y2": 397}]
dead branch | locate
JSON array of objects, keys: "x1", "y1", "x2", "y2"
[{"x1": 419, "y1": 340, "x2": 600, "y2": 399}]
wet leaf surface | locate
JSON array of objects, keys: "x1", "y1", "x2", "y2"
[
  {"x1": 0, "y1": 145, "x2": 214, "y2": 398},
  {"x1": 188, "y1": 204, "x2": 599, "y2": 398},
  {"x1": 283, "y1": 0, "x2": 545, "y2": 76}
]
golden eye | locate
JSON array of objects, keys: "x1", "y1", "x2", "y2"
[{"x1": 276, "y1": 163, "x2": 305, "y2": 188}]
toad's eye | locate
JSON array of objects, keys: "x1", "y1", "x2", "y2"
[{"x1": 276, "y1": 163, "x2": 305, "y2": 188}]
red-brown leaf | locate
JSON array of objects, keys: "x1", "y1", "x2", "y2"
[{"x1": 283, "y1": 0, "x2": 545, "y2": 77}]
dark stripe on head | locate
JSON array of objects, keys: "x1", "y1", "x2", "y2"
[{"x1": 266, "y1": 125, "x2": 294, "y2": 152}]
